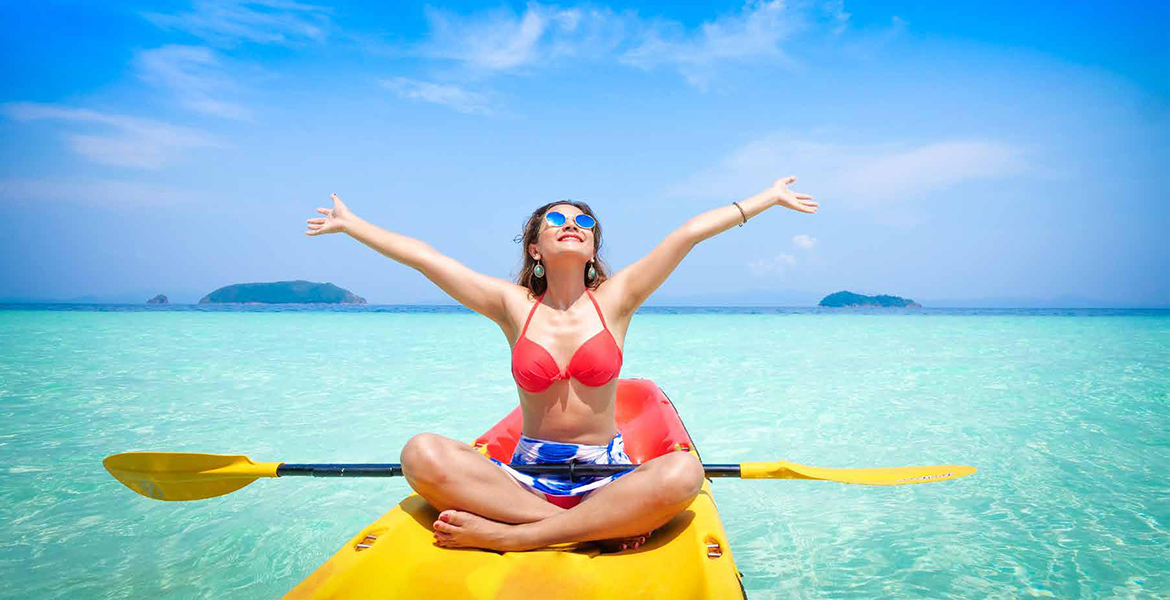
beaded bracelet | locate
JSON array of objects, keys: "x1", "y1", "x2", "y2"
[{"x1": 732, "y1": 202, "x2": 747, "y2": 227}]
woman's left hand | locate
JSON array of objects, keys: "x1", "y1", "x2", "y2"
[{"x1": 767, "y1": 176, "x2": 818, "y2": 214}]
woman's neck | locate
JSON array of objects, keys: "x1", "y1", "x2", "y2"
[{"x1": 541, "y1": 264, "x2": 587, "y2": 310}]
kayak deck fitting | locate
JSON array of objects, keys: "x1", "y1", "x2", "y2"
[{"x1": 280, "y1": 379, "x2": 747, "y2": 600}]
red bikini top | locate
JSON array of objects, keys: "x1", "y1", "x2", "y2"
[{"x1": 511, "y1": 289, "x2": 623, "y2": 393}]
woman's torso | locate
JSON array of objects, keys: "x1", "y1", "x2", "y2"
[{"x1": 501, "y1": 282, "x2": 629, "y2": 445}]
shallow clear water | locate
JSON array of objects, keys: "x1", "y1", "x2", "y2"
[{"x1": 1, "y1": 305, "x2": 1167, "y2": 599}]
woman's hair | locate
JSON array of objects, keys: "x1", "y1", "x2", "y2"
[{"x1": 515, "y1": 200, "x2": 610, "y2": 298}]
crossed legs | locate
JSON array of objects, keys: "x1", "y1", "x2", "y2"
[{"x1": 400, "y1": 432, "x2": 705, "y2": 552}]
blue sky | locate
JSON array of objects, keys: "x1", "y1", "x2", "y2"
[{"x1": 1, "y1": 0, "x2": 1166, "y2": 306}]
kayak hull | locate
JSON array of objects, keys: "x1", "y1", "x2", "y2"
[{"x1": 281, "y1": 379, "x2": 746, "y2": 600}]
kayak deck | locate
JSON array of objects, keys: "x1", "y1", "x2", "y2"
[{"x1": 281, "y1": 379, "x2": 746, "y2": 600}]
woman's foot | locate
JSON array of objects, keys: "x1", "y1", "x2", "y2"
[
  {"x1": 432, "y1": 510, "x2": 533, "y2": 551},
  {"x1": 597, "y1": 529, "x2": 654, "y2": 553},
  {"x1": 432, "y1": 510, "x2": 654, "y2": 553}
]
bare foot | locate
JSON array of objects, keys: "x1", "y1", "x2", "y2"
[
  {"x1": 432, "y1": 510, "x2": 533, "y2": 552},
  {"x1": 597, "y1": 529, "x2": 655, "y2": 553}
]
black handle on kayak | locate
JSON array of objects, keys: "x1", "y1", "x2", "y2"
[{"x1": 277, "y1": 463, "x2": 744, "y2": 480}]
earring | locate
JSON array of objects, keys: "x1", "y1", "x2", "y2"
[
  {"x1": 587, "y1": 261, "x2": 596, "y2": 281},
  {"x1": 534, "y1": 261, "x2": 545, "y2": 278}
]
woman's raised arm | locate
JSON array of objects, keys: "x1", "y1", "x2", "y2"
[
  {"x1": 306, "y1": 194, "x2": 515, "y2": 325},
  {"x1": 606, "y1": 176, "x2": 817, "y2": 317}
]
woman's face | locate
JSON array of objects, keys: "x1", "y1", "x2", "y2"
[{"x1": 531, "y1": 203, "x2": 595, "y2": 263}]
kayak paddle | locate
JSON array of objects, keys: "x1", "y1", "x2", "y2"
[{"x1": 103, "y1": 452, "x2": 976, "y2": 502}]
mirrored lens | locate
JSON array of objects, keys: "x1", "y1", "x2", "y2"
[
  {"x1": 545, "y1": 211, "x2": 566, "y2": 227},
  {"x1": 574, "y1": 214, "x2": 596, "y2": 229}
]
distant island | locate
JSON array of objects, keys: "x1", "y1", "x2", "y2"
[
  {"x1": 819, "y1": 291, "x2": 922, "y2": 308},
  {"x1": 199, "y1": 280, "x2": 367, "y2": 304},
  {"x1": 146, "y1": 294, "x2": 168, "y2": 305}
]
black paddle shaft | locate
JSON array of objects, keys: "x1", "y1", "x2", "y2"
[{"x1": 276, "y1": 463, "x2": 743, "y2": 480}]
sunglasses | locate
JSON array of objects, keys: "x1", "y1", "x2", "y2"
[{"x1": 545, "y1": 211, "x2": 596, "y2": 229}]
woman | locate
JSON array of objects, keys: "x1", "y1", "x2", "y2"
[{"x1": 304, "y1": 176, "x2": 817, "y2": 552}]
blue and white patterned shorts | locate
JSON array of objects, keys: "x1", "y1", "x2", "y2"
[{"x1": 490, "y1": 432, "x2": 635, "y2": 499}]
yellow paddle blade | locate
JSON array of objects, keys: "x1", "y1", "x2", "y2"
[
  {"x1": 740, "y1": 461, "x2": 976, "y2": 485},
  {"x1": 103, "y1": 452, "x2": 281, "y2": 501}
]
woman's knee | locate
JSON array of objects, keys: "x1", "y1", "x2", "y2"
[
  {"x1": 651, "y1": 451, "x2": 705, "y2": 505},
  {"x1": 400, "y1": 433, "x2": 455, "y2": 485}
]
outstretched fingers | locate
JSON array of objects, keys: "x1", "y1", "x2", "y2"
[{"x1": 306, "y1": 201, "x2": 344, "y2": 236}]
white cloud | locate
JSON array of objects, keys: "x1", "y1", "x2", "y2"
[
  {"x1": 748, "y1": 253, "x2": 797, "y2": 276},
  {"x1": 411, "y1": 1, "x2": 841, "y2": 89},
  {"x1": 380, "y1": 77, "x2": 493, "y2": 115},
  {"x1": 135, "y1": 45, "x2": 251, "y2": 120},
  {"x1": 416, "y1": 3, "x2": 628, "y2": 72},
  {"x1": 621, "y1": 0, "x2": 801, "y2": 89},
  {"x1": 671, "y1": 133, "x2": 1026, "y2": 207},
  {"x1": 838, "y1": 141, "x2": 1022, "y2": 203},
  {"x1": 0, "y1": 178, "x2": 205, "y2": 208},
  {"x1": 2, "y1": 102, "x2": 217, "y2": 169},
  {"x1": 793, "y1": 234, "x2": 817, "y2": 249},
  {"x1": 143, "y1": 0, "x2": 332, "y2": 47}
]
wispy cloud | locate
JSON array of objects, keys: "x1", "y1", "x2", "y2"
[
  {"x1": 143, "y1": 0, "x2": 332, "y2": 47},
  {"x1": 411, "y1": 1, "x2": 837, "y2": 89},
  {"x1": 748, "y1": 253, "x2": 797, "y2": 276},
  {"x1": 416, "y1": 3, "x2": 628, "y2": 72},
  {"x1": 671, "y1": 133, "x2": 1026, "y2": 207},
  {"x1": 793, "y1": 233, "x2": 818, "y2": 249},
  {"x1": 0, "y1": 178, "x2": 205, "y2": 208},
  {"x1": 380, "y1": 77, "x2": 493, "y2": 115},
  {"x1": 835, "y1": 141, "x2": 1023, "y2": 203},
  {"x1": 2, "y1": 103, "x2": 217, "y2": 169},
  {"x1": 135, "y1": 45, "x2": 251, "y2": 120},
  {"x1": 621, "y1": 0, "x2": 801, "y2": 89}
]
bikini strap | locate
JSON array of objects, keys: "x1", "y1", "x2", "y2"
[
  {"x1": 585, "y1": 289, "x2": 609, "y2": 331},
  {"x1": 520, "y1": 291, "x2": 545, "y2": 337}
]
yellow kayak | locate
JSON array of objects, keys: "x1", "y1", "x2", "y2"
[{"x1": 281, "y1": 379, "x2": 746, "y2": 599}]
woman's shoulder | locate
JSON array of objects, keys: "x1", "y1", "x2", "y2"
[
  {"x1": 498, "y1": 284, "x2": 540, "y2": 336},
  {"x1": 501, "y1": 283, "x2": 539, "y2": 308}
]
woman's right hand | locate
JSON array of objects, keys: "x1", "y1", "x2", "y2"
[{"x1": 305, "y1": 193, "x2": 356, "y2": 236}]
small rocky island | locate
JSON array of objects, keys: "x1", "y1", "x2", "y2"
[
  {"x1": 199, "y1": 280, "x2": 367, "y2": 304},
  {"x1": 819, "y1": 291, "x2": 922, "y2": 308},
  {"x1": 146, "y1": 294, "x2": 169, "y2": 305}
]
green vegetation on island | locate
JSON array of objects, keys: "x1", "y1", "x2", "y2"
[
  {"x1": 199, "y1": 280, "x2": 367, "y2": 304},
  {"x1": 819, "y1": 291, "x2": 922, "y2": 308}
]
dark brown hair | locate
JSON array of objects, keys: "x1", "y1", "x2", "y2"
[{"x1": 515, "y1": 200, "x2": 610, "y2": 298}]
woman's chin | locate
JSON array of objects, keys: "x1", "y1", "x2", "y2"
[{"x1": 544, "y1": 247, "x2": 591, "y2": 261}]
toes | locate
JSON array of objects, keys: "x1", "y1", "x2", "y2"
[
  {"x1": 433, "y1": 520, "x2": 458, "y2": 534},
  {"x1": 597, "y1": 539, "x2": 622, "y2": 553},
  {"x1": 439, "y1": 510, "x2": 468, "y2": 526}
]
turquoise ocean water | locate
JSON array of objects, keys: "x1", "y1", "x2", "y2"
[{"x1": 1, "y1": 305, "x2": 1167, "y2": 599}]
